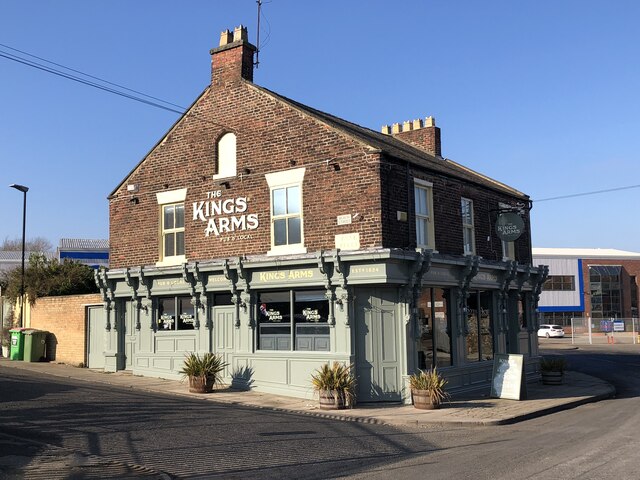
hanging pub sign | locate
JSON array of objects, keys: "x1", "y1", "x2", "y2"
[{"x1": 495, "y1": 212, "x2": 525, "y2": 242}]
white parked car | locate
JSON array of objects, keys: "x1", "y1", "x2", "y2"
[{"x1": 537, "y1": 324, "x2": 565, "y2": 338}]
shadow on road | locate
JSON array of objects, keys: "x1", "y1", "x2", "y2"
[{"x1": 0, "y1": 368, "x2": 468, "y2": 479}]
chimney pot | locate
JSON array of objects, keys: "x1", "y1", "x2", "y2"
[
  {"x1": 233, "y1": 25, "x2": 248, "y2": 42},
  {"x1": 219, "y1": 29, "x2": 233, "y2": 46},
  {"x1": 387, "y1": 115, "x2": 441, "y2": 157}
]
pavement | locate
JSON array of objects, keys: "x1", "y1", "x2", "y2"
[{"x1": 0, "y1": 342, "x2": 616, "y2": 428}]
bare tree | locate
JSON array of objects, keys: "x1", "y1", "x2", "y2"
[{"x1": 1, "y1": 236, "x2": 53, "y2": 252}]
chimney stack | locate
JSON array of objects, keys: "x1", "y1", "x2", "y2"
[
  {"x1": 210, "y1": 25, "x2": 256, "y2": 86},
  {"x1": 381, "y1": 116, "x2": 442, "y2": 157}
]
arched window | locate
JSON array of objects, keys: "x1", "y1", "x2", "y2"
[{"x1": 213, "y1": 132, "x2": 236, "y2": 179}]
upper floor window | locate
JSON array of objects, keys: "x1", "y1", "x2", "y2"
[
  {"x1": 461, "y1": 198, "x2": 475, "y2": 255},
  {"x1": 162, "y1": 204, "x2": 185, "y2": 258},
  {"x1": 213, "y1": 132, "x2": 236, "y2": 179},
  {"x1": 414, "y1": 178, "x2": 435, "y2": 249},
  {"x1": 543, "y1": 275, "x2": 576, "y2": 291},
  {"x1": 156, "y1": 188, "x2": 187, "y2": 266},
  {"x1": 272, "y1": 186, "x2": 301, "y2": 246},
  {"x1": 265, "y1": 168, "x2": 307, "y2": 256}
]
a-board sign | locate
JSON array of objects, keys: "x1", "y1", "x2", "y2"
[{"x1": 490, "y1": 353, "x2": 526, "y2": 400}]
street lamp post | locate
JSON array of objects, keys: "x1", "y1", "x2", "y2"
[{"x1": 9, "y1": 184, "x2": 28, "y2": 328}]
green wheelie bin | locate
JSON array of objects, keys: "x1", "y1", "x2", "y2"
[
  {"x1": 24, "y1": 329, "x2": 48, "y2": 362},
  {"x1": 9, "y1": 328, "x2": 27, "y2": 360}
]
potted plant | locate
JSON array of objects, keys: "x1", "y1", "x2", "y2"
[
  {"x1": 409, "y1": 367, "x2": 450, "y2": 410},
  {"x1": 311, "y1": 362, "x2": 356, "y2": 410},
  {"x1": 180, "y1": 352, "x2": 228, "y2": 393},
  {"x1": 540, "y1": 356, "x2": 566, "y2": 385}
]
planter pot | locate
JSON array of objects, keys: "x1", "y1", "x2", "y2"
[
  {"x1": 412, "y1": 389, "x2": 440, "y2": 410},
  {"x1": 541, "y1": 371, "x2": 564, "y2": 385},
  {"x1": 188, "y1": 375, "x2": 215, "y2": 393},
  {"x1": 319, "y1": 390, "x2": 346, "y2": 410}
]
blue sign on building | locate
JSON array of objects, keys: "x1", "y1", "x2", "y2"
[{"x1": 600, "y1": 320, "x2": 613, "y2": 333}]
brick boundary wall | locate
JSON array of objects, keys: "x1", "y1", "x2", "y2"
[{"x1": 29, "y1": 294, "x2": 102, "y2": 366}]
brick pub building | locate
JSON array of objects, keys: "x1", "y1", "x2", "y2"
[{"x1": 93, "y1": 26, "x2": 547, "y2": 402}]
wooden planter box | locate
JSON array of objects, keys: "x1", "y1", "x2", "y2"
[
  {"x1": 318, "y1": 390, "x2": 346, "y2": 410},
  {"x1": 541, "y1": 371, "x2": 564, "y2": 385},
  {"x1": 188, "y1": 375, "x2": 215, "y2": 393},
  {"x1": 412, "y1": 389, "x2": 440, "y2": 410}
]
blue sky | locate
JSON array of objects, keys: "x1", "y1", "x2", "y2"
[{"x1": 1, "y1": 1, "x2": 639, "y2": 251}]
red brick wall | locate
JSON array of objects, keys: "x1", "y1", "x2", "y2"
[
  {"x1": 393, "y1": 125, "x2": 441, "y2": 157},
  {"x1": 109, "y1": 42, "x2": 532, "y2": 268},
  {"x1": 380, "y1": 156, "x2": 532, "y2": 262},
  {"x1": 30, "y1": 294, "x2": 102, "y2": 365},
  {"x1": 581, "y1": 259, "x2": 640, "y2": 318},
  {"x1": 109, "y1": 79, "x2": 384, "y2": 268}
]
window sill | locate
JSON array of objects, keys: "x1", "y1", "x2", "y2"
[
  {"x1": 155, "y1": 255, "x2": 186, "y2": 267},
  {"x1": 416, "y1": 247, "x2": 438, "y2": 253},
  {"x1": 212, "y1": 173, "x2": 236, "y2": 180},
  {"x1": 267, "y1": 245, "x2": 307, "y2": 256}
]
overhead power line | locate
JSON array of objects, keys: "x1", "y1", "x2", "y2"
[
  {"x1": 0, "y1": 47, "x2": 185, "y2": 114},
  {"x1": 0, "y1": 43, "x2": 186, "y2": 110},
  {"x1": 2, "y1": 43, "x2": 639, "y2": 205},
  {"x1": 533, "y1": 184, "x2": 640, "y2": 203},
  {"x1": 0, "y1": 43, "x2": 233, "y2": 132}
]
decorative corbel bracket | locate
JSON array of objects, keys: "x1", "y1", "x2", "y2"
[
  {"x1": 95, "y1": 268, "x2": 115, "y2": 331},
  {"x1": 182, "y1": 263, "x2": 201, "y2": 329},
  {"x1": 406, "y1": 249, "x2": 433, "y2": 325},
  {"x1": 231, "y1": 257, "x2": 250, "y2": 328},
  {"x1": 458, "y1": 256, "x2": 479, "y2": 336},
  {"x1": 331, "y1": 249, "x2": 351, "y2": 326},
  {"x1": 317, "y1": 250, "x2": 336, "y2": 325},
  {"x1": 497, "y1": 260, "x2": 518, "y2": 333}
]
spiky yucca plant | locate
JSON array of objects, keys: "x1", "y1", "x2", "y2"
[
  {"x1": 540, "y1": 356, "x2": 566, "y2": 373},
  {"x1": 311, "y1": 362, "x2": 357, "y2": 407},
  {"x1": 409, "y1": 367, "x2": 450, "y2": 405},
  {"x1": 181, "y1": 352, "x2": 228, "y2": 389}
]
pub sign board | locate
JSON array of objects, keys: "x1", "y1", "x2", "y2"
[
  {"x1": 490, "y1": 353, "x2": 527, "y2": 400},
  {"x1": 495, "y1": 212, "x2": 525, "y2": 242}
]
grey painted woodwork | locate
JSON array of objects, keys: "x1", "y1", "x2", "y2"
[
  {"x1": 87, "y1": 306, "x2": 106, "y2": 369},
  {"x1": 355, "y1": 287, "x2": 402, "y2": 402}
]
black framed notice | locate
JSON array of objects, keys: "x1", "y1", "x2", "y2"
[{"x1": 490, "y1": 353, "x2": 527, "y2": 400}]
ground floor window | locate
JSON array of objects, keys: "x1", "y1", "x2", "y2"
[
  {"x1": 157, "y1": 296, "x2": 195, "y2": 331},
  {"x1": 257, "y1": 289, "x2": 330, "y2": 351},
  {"x1": 518, "y1": 294, "x2": 531, "y2": 330},
  {"x1": 416, "y1": 287, "x2": 452, "y2": 369},
  {"x1": 466, "y1": 291, "x2": 495, "y2": 362},
  {"x1": 541, "y1": 311, "x2": 584, "y2": 327}
]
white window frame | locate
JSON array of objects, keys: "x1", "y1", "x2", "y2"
[
  {"x1": 502, "y1": 240, "x2": 515, "y2": 261},
  {"x1": 461, "y1": 197, "x2": 475, "y2": 255},
  {"x1": 156, "y1": 188, "x2": 187, "y2": 266},
  {"x1": 212, "y1": 132, "x2": 236, "y2": 180},
  {"x1": 265, "y1": 168, "x2": 307, "y2": 256},
  {"x1": 414, "y1": 178, "x2": 435, "y2": 250}
]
